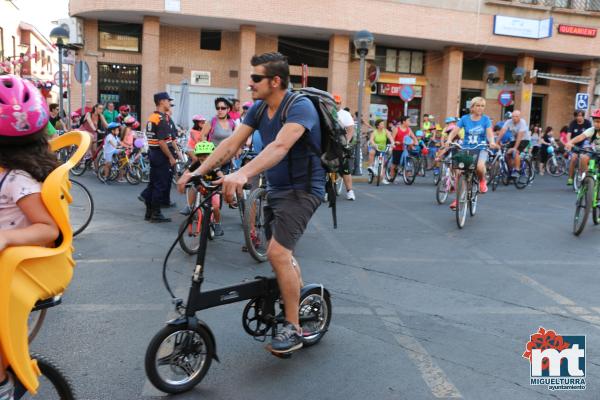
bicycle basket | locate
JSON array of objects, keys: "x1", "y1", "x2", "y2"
[{"x1": 452, "y1": 150, "x2": 476, "y2": 169}]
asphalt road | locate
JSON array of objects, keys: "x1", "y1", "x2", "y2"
[{"x1": 31, "y1": 171, "x2": 600, "y2": 400}]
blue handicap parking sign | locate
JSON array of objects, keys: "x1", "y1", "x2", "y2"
[{"x1": 576, "y1": 93, "x2": 589, "y2": 111}]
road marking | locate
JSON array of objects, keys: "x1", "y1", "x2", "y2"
[
  {"x1": 312, "y1": 219, "x2": 463, "y2": 399},
  {"x1": 381, "y1": 315, "x2": 462, "y2": 398},
  {"x1": 507, "y1": 270, "x2": 576, "y2": 306}
]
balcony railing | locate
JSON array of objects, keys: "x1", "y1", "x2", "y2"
[{"x1": 513, "y1": 0, "x2": 600, "y2": 11}]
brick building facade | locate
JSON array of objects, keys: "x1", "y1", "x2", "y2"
[{"x1": 69, "y1": 0, "x2": 600, "y2": 131}]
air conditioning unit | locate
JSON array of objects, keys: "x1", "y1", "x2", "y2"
[
  {"x1": 351, "y1": 43, "x2": 376, "y2": 61},
  {"x1": 57, "y1": 17, "x2": 84, "y2": 47}
]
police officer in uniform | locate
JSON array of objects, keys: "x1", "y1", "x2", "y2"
[{"x1": 141, "y1": 92, "x2": 180, "y2": 222}]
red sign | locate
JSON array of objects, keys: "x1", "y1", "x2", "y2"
[
  {"x1": 558, "y1": 24, "x2": 597, "y2": 38},
  {"x1": 368, "y1": 65, "x2": 380, "y2": 84}
]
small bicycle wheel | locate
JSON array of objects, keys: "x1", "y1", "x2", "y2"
[
  {"x1": 376, "y1": 162, "x2": 382, "y2": 186},
  {"x1": 178, "y1": 213, "x2": 201, "y2": 255},
  {"x1": 435, "y1": 175, "x2": 449, "y2": 205},
  {"x1": 243, "y1": 188, "x2": 268, "y2": 262},
  {"x1": 403, "y1": 157, "x2": 416, "y2": 185},
  {"x1": 456, "y1": 175, "x2": 468, "y2": 229},
  {"x1": 469, "y1": 175, "x2": 479, "y2": 217},
  {"x1": 573, "y1": 177, "x2": 593, "y2": 236},
  {"x1": 145, "y1": 324, "x2": 214, "y2": 394},
  {"x1": 69, "y1": 179, "x2": 94, "y2": 237},
  {"x1": 126, "y1": 165, "x2": 142, "y2": 185},
  {"x1": 15, "y1": 353, "x2": 77, "y2": 399},
  {"x1": 368, "y1": 170, "x2": 374, "y2": 184},
  {"x1": 299, "y1": 286, "x2": 332, "y2": 347},
  {"x1": 593, "y1": 206, "x2": 600, "y2": 226}
]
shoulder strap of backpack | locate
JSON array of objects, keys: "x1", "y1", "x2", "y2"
[{"x1": 208, "y1": 117, "x2": 218, "y2": 141}]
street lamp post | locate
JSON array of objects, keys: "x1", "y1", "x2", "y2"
[
  {"x1": 50, "y1": 25, "x2": 70, "y2": 128},
  {"x1": 352, "y1": 30, "x2": 374, "y2": 176}
]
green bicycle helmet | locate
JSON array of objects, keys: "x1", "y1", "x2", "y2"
[{"x1": 194, "y1": 140, "x2": 215, "y2": 155}]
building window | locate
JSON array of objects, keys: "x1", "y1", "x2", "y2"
[
  {"x1": 503, "y1": 61, "x2": 517, "y2": 83},
  {"x1": 98, "y1": 21, "x2": 142, "y2": 52},
  {"x1": 534, "y1": 62, "x2": 550, "y2": 86},
  {"x1": 375, "y1": 47, "x2": 424, "y2": 74},
  {"x1": 200, "y1": 30, "x2": 222, "y2": 51},
  {"x1": 462, "y1": 59, "x2": 485, "y2": 80},
  {"x1": 278, "y1": 36, "x2": 329, "y2": 68}
]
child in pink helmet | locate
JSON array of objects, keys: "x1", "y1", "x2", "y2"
[
  {"x1": 187, "y1": 114, "x2": 206, "y2": 162},
  {"x1": 0, "y1": 74, "x2": 61, "y2": 399}
]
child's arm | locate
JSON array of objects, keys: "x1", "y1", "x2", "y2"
[{"x1": 0, "y1": 194, "x2": 59, "y2": 251}]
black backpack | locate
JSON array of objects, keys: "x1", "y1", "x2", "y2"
[{"x1": 255, "y1": 88, "x2": 353, "y2": 228}]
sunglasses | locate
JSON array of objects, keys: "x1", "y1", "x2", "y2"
[
  {"x1": 216, "y1": 106, "x2": 229, "y2": 111},
  {"x1": 250, "y1": 74, "x2": 273, "y2": 83}
]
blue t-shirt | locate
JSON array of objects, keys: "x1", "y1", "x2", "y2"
[
  {"x1": 243, "y1": 91, "x2": 325, "y2": 198},
  {"x1": 457, "y1": 114, "x2": 491, "y2": 148}
]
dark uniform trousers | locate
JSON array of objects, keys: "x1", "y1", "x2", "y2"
[{"x1": 141, "y1": 148, "x2": 172, "y2": 207}]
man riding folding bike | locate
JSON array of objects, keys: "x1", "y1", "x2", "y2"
[{"x1": 178, "y1": 52, "x2": 324, "y2": 354}]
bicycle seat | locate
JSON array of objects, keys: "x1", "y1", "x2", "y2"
[{"x1": 0, "y1": 131, "x2": 90, "y2": 394}]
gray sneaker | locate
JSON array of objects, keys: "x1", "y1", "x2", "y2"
[
  {"x1": 213, "y1": 223, "x2": 224, "y2": 236},
  {"x1": 271, "y1": 321, "x2": 303, "y2": 353}
]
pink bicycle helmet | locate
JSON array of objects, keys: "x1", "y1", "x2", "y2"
[
  {"x1": 124, "y1": 115, "x2": 136, "y2": 125},
  {"x1": 0, "y1": 74, "x2": 49, "y2": 144},
  {"x1": 192, "y1": 114, "x2": 206, "y2": 122},
  {"x1": 243, "y1": 101, "x2": 253, "y2": 109}
]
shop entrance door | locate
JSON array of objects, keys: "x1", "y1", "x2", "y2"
[
  {"x1": 98, "y1": 63, "x2": 142, "y2": 120},
  {"x1": 531, "y1": 94, "x2": 545, "y2": 127}
]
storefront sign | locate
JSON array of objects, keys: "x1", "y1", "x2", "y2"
[
  {"x1": 498, "y1": 90, "x2": 513, "y2": 107},
  {"x1": 378, "y1": 83, "x2": 422, "y2": 98},
  {"x1": 493, "y1": 15, "x2": 553, "y2": 39},
  {"x1": 399, "y1": 85, "x2": 415, "y2": 102},
  {"x1": 558, "y1": 24, "x2": 597, "y2": 38},
  {"x1": 399, "y1": 77, "x2": 416, "y2": 85},
  {"x1": 165, "y1": 0, "x2": 181, "y2": 12},
  {"x1": 191, "y1": 70, "x2": 211, "y2": 86}
]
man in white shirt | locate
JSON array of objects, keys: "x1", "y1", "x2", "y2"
[
  {"x1": 498, "y1": 110, "x2": 530, "y2": 177},
  {"x1": 334, "y1": 95, "x2": 356, "y2": 200}
]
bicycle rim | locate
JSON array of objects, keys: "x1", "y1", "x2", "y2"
[
  {"x1": 403, "y1": 158, "x2": 416, "y2": 185},
  {"x1": 243, "y1": 189, "x2": 268, "y2": 262}
]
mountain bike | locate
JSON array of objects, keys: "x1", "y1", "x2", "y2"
[
  {"x1": 451, "y1": 143, "x2": 486, "y2": 229},
  {"x1": 368, "y1": 145, "x2": 391, "y2": 186},
  {"x1": 572, "y1": 147, "x2": 600, "y2": 236},
  {"x1": 145, "y1": 178, "x2": 331, "y2": 394}
]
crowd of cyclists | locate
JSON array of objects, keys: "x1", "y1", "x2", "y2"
[{"x1": 2, "y1": 48, "x2": 600, "y2": 395}]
